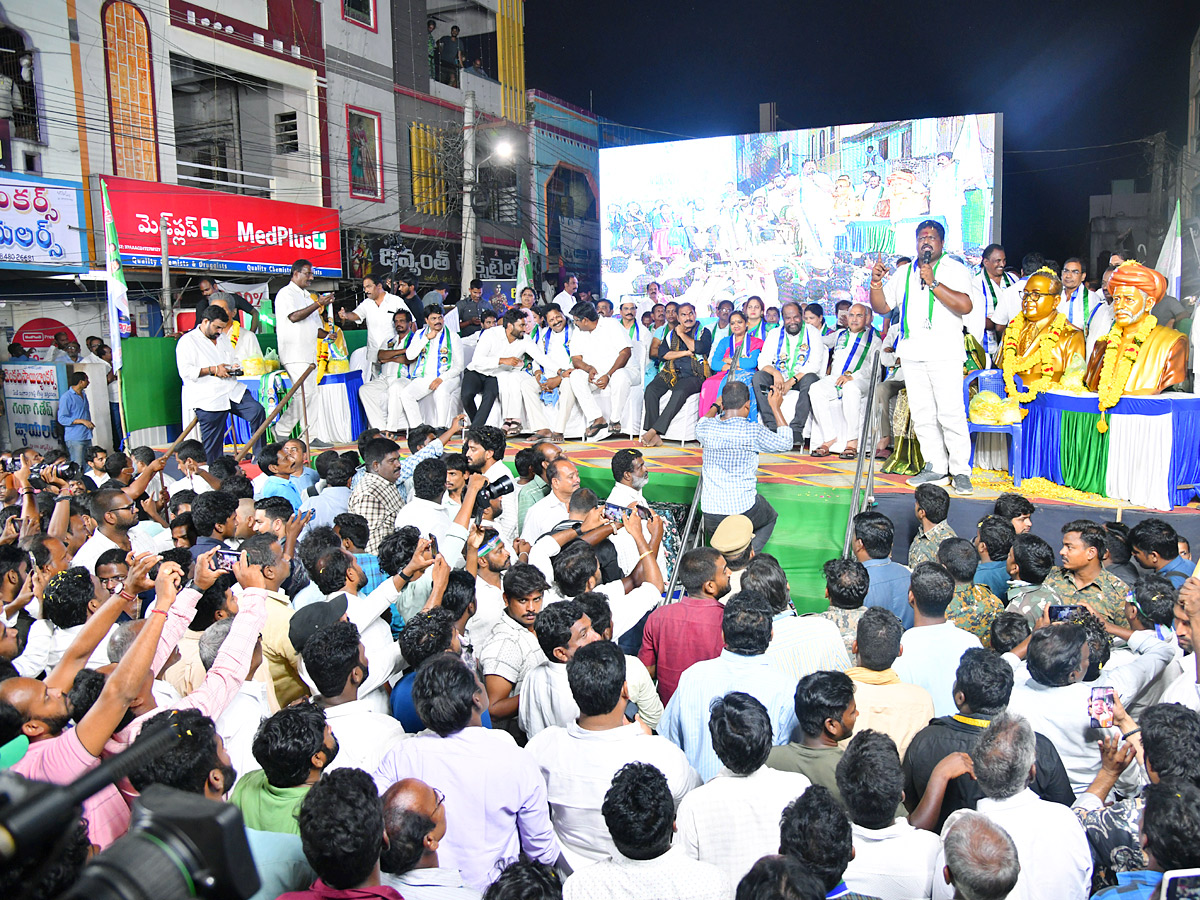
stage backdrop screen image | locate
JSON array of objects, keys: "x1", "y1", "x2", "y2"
[{"x1": 599, "y1": 114, "x2": 1001, "y2": 318}]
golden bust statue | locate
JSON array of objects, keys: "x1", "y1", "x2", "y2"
[
  {"x1": 1084, "y1": 262, "x2": 1187, "y2": 400},
  {"x1": 997, "y1": 270, "x2": 1084, "y2": 402}
]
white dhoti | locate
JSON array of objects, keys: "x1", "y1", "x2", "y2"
[
  {"x1": 810, "y1": 375, "x2": 870, "y2": 452},
  {"x1": 567, "y1": 367, "x2": 631, "y2": 428},
  {"x1": 360, "y1": 376, "x2": 409, "y2": 429},
  {"x1": 497, "y1": 370, "x2": 549, "y2": 432},
  {"x1": 277, "y1": 361, "x2": 322, "y2": 438},
  {"x1": 399, "y1": 374, "x2": 461, "y2": 429},
  {"x1": 903, "y1": 356, "x2": 971, "y2": 477}
]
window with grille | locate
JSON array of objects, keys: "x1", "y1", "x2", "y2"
[{"x1": 275, "y1": 112, "x2": 298, "y2": 154}]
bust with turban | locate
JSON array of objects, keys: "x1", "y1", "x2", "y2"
[{"x1": 1084, "y1": 261, "x2": 1187, "y2": 397}]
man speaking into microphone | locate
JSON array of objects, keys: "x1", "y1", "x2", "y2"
[{"x1": 868, "y1": 220, "x2": 975, "y2": 495}]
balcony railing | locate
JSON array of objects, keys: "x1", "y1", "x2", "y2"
[{"x1": 177, "y1": 160, "x2": 274, "y2": 198}]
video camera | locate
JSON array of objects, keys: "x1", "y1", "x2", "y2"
[
  {"x1": 472, "y1": 473, "x2": 515, "y2": 517},
  {"x1": 0, "y1": 714, "x2": 258, "y2": 900}
]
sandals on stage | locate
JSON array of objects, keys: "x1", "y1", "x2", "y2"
[
  {"x1": 839, "y1": 448, "x2": 858, "y2": 460},
  {"x1": 810, "y1": 448, "x2": 832, "y2": 458},
  {"x1": 584, "y1": 419, "x2": 609, "y2": 439}
]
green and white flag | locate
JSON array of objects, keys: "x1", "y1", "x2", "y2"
[
  {"x1": 1155, "y1": 199, "x2": 1182, "y2": 300},
  {"x1": 101, "y1": 178, "x2": 132, "y2": 372},
  {"x1": 515, "y1": 239, "x2": 534, "y2": 295}
]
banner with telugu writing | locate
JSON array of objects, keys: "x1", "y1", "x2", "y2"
[{"x1": 1, "y1": 363, "x2": 61, "y2": 452}]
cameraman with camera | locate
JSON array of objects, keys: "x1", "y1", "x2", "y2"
[{"x1": 176, "y1": 305, "x2": 267, "y2": 466}]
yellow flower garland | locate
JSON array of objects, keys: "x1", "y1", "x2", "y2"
[
  {"x1": 1001, "y1": 312, "x2": 1068, "y2": 403},
  {"x1": 1094, "y1": 313, "x2": 1157, "y2": 432}
]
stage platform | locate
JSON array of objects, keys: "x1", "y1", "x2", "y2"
[{"x1": 192, "y1": 433, "x2": 1198, "y2": 613}]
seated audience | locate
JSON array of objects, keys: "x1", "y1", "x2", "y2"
[{"x1": 767, "y1": 670, "x2": 857, "y2": 803}]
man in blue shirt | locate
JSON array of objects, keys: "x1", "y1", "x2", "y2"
[
  {"x1": 392, "y1": 607, "x2": 491, "y2": 731},
  {"x1": 851, "y1": 510, "x2": 913, "y2": 629},
  {"x1": 1129, "y1": 517, "x2": 1194, "y2": 589},
  {"x1": 696, "y1": 379, "x2": 791, "y2": 554},
  {"x1": 974, "y1": 515, "x2": 1016, "y2": 599},
  {"x1": 57, "y1": 372, "x2": 95, "y2": 467},
  {"x1": 257, "y1": 441, "x2": 303, "y2": 509}
]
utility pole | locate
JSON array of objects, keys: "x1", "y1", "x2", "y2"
[
  {"x1": 460, "y1": 90, "x2": 477, "y2": 299},
  {"x1": 160, "y1": 213, "x2": 173, "y2": 334},
  {"x1": 1149, "y1": 131, "x2": 1167, "y2": 241}
]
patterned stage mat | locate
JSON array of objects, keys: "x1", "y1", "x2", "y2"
[{"x1": 524, "y1": 436, "x2": 1200, "y2": 515}]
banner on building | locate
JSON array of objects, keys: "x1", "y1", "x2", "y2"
[
  {"x1": 217, "y1": 280, "x2": 272, "y2": 308},
  {"x1": 343, "y1": 229, "x2": 518, "y2": 285},
  {"x1": 2, "y1": 362, "x2": 62, "y2": 452},
  {"x1": 102, "y1": 176, "x2": 341, "y2": 277},
  {"x1": 0, "y1": 172, "x2": 88, "y2": 273}
]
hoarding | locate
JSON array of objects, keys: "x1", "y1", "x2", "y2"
[
  {"x1": 102, "y1": 176, "x2": 342, "y2": 277},
  {"x1": 2, "y1": 362, "x2": 62, "y2": 452},
  {"x1": 598, "y1": 114, "x2": 1000, "y2": 316},
  {"x1": 0, "y1": 172, "x2": 88, "y2": 273}
]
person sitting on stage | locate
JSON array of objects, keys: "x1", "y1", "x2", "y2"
[
  {"x1": 808, "y1": 302, "x2": 882, "y2": 459},
  {"x1": 753, "y1": 301, "x2": 827, "y2": 451},
  {"x1": 566, "y1": 300, "x2": 635, "y2": 439},
  {"x1": 642, "y1": 302, "x2": 713, "y2": 448},
  {"x1": 462, "y1": 309, "x2": 555, "y2": 438},
  {"x1": 698, "y1": 310, "x2": 764, "y2": 422},
  {"x1": 359, "y1": 308, "x2": 414, "y2": 432},
  {"x1": 176, "y1": 305, "x2": 267, "y2": 465},
  {"x1": 697, "y1": 380, "x2": 791, "y2": 554},
  {"x1": 528, "y1": 303, "x2": 575, "y2": 442},
  {"x1": 204, "y1": 292, "x2": 263, "y2": 364},
  {"x1": 397, "y1": 304, "x2": 464, "y2": 431}
]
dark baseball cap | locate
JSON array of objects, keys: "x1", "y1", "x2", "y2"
[{"x1": 288, "y1": 594, "x2": 349, "y2": 653}]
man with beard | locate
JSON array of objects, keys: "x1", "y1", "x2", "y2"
[
  {"x1": 755, "y1": 301, "x2": 845, "y2": 451},
  {"x1": 176, "y1": 305, "x2": 268, "y2": 465},
  {"x1": 128, "y1": 707, "x2": 315, "y2": 899},
  {"x1": 0, "y1": 558, "x2": 183, "y2": 849},
  {"x1": 478, "y1": 563, "x2": 548, "y2": 727},
  {"x1": 231, "y1": 701, "x2": 341, "y2": 835},
  {"x1": 465, "y1": 425, "x2": 518, "y2": 542},
  {"x1": 1160, "y1": 576, "x2": 1200, "y2": 710},
  {"x1": 395, "y1": 270, "x2": 426, "y2": 329}
]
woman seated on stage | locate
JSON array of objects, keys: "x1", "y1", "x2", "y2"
[{"x1": 698, "y1": 310, "x2": 765, "y2": 421}]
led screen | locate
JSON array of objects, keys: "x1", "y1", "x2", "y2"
[{"x1": 599, "y1": 114, "x2": 1001, "y2": 318}]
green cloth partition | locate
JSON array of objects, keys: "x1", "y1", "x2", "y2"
[
  {"x1": 1060, "y1": 410, "x2": 1108, "y2": 495},
  {"x1": 120, "y1": 338, "x2": 183, "y2": 432}
]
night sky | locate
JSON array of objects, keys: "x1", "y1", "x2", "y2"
[{"x1": 525, "y1": 0, "x2": 1199, "y2": 264}]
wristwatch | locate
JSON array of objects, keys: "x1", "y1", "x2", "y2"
[{"x1": 929, "y1": 280, "x2": 940, "y2": 290}]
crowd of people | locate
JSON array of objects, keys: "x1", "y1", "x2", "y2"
[{"x1": 2, "y1": 371, "x2": 1200, "y2": 900}]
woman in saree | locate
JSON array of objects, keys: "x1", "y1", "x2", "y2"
[
  {"x1": 742, "y1": 295, "x2": 772, "y2": 341},
  {"x1": 699, "y1": 310, "x2": 764, "y2": 421}
]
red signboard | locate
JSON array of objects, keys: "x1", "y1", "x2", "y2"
[
  {"x1": 15, "y1": 317, "x2": 75, "y2": 355},
  {"x1": 101, "y1": 176, "x2": 342, "y2": 277}
]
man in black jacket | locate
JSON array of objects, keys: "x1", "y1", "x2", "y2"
[{"x1": 902, "y1": 646, "x2": 1074, "y2": 828}]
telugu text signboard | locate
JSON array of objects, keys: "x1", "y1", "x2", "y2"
[
  {"x1": 102, "y1": 176, "x2": 342, "y2": 277},
  {"x1": 2, "y1": 363, "x2": 62, "y2": 452},
  {"x1": 0, "y1": 172, "x2": 88, "y2": 273}
]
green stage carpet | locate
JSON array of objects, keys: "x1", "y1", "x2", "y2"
[{"x1": 569, "y1": 466, "x2": 851, "y2": 614}]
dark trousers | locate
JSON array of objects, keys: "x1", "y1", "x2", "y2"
[
  {"x1": 461, "y1": 370, "x2": 499, "y2": 425},
  {"x1": 754, "y1": 370, "x2": 818, "y2": 444},
  {"x1": 109, "y1": 401, "x2": 124, "y2": 451},
  {"x1": 196, "y1": 394, "x2": 266, "y2": 465},
  {"x1": 643, "y1": 373, "x2": 703, "y2": 434},
  {"x1": 703, "y1": 493, "x2": 779, "y2": 553}
]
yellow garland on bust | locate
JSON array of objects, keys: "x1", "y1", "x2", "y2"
[
  {"x1": 1001, "y1": 312, "x2": 1068, "y2": 403},
  {"x1": 1095, "y1": 313, "x2": 1157, "y2": 433}
]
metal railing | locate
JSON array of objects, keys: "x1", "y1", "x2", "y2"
[
  {"x1": 840, "y1": 343, "x2": 887, "y2": 557},
  {"x1": 233, "y1": 364, "x2": 316, "y2": 461},
  {"x1": 662, "y1": 473, "x2": 704, "y2": 603}
]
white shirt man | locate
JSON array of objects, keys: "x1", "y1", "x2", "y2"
[
  {"x1": 567, "y1": 313, "x2": 635, "y2": 433},
  {"x1": 213, "y1": 674, "x2": 269, "y2": 786},
  {"x1": 176, "y1": 318, "x2": 250, "y2": 423},
  {"x1": 525, "y1": 720, "x2": 700, "y2": 870},
  {"x1": 322, "y1": 696, "x2": 408, "y2": 774},
  {"x1": 933, "y1": 790, "x2": 1091, "y2": 900},
  {"x1": 531, "y1": 311, "x2": 576, "y2": 434},
  {"x1": 274, "y1": 266, "x2": 331, "y2": 435},
  {"x1": 875, "y1": 225, "x2": 975, "y2": 492},
  {"x1": 13, "y1": 619, "x2": 115, "y2": 678},
  {"x1": 359, "y1": 326, "x2": 415, "y2": 431},
  {"x1": 518, "y1": 655, "x2": 663, "y2": 739},
  {"x1": 844, "y1": 817, "x2": 942, "y2": 899},
  {"x1": 676, "y1": 764, "x2": 811, "y2": 888},
  {"x1": 553, "y1": 275, "x2": 578, "y2": 310},
  {"x1": 892, "y1": 620, "x2": 981, "y2": 717},
  {"x1": 399, "y1": 310, "x2": 465, "y2": 429},
  {"x1": 344, "y1": 280, "x2": 406, "y2": 376},
  {"x1": 808, "y1": 304, "x2": 882, "y2": 455},
  {"x1": 468, "y1": 317, "x2": 555, "y2": 433},
  {"x1": 394, "y1": 494, "x2": 453, "y2": 547}
]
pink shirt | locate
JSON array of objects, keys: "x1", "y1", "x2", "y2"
[{"x1": 13, "y1": 727, "x2": 130, "y2": 849}]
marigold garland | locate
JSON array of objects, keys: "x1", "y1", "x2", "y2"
[
  {"x1": 1001, "y1": 312, "x2": 1068, "y2": 403},
  {"x1": 1094, "y1": 313, "x2": 1157, "y2": 433}
]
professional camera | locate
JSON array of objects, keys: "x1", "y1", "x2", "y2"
[
  {"x1": 472, "y1": 473, "x2": 515, "y2": 516},
  {"x1": 46, "y1": 461, "x2": 81, "y2": 481},
  {"x1": 0, "y1": 713, "x2": 258, "y2": 900}
]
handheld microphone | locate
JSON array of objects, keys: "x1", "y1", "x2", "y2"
[{"x1": 920, "y1": 249, "x2": 932, "y2": 287}]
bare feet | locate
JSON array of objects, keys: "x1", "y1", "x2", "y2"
[{"x1": 640, "y1": 429, "x2": 662, "y2": 448}]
